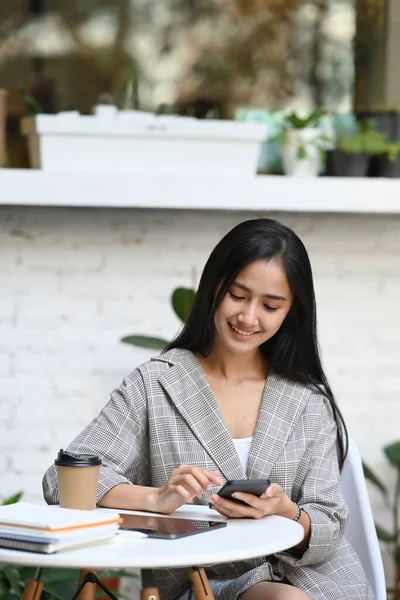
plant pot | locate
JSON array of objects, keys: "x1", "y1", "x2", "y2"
[
  {"x1": 326, "y1": 150, "x2": 370, "y2": 177},
  {"x1": 356, "y1": 110, "x2": 400, "y2": 142},
  {"x1": 20, "y1": 113, "x2": 268, "y2": 174},
  {"x1": 281, "y1": 128, "x2": 322, "y2": 177},
  {"x1": 375, "y1": 154, "x2": 400, "y2": 177},
  {"x1": 0, "y1": 89, "x2": 7, "y2": 167}
]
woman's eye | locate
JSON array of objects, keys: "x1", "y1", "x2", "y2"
[
  {"x1": 229, "y1": 292, "x2": 245, "y2": 301},
  {"x1": 264, "y1": 305, "x2": 278, "y2": 312}
]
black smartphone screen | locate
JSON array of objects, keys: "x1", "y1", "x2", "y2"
[
  {"x1": 217, "y1": 479, "x2": 270, "y2": 505},
  {"x1": 120, "y1": 514, "x2": 227, "y2": 539}
]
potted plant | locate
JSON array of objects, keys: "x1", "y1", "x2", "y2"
[
  {"x1": 20, "y1": 106, "x2": 268, "y2": 174},
  {"x1": 271, "y1": 107, "x2": 332, "y2": 177},
  {"x1": 374, "y1": 142, "x2": 400, "y2": 177},
  {"x1": 122, "y1": 287, "x2": 196, "y2": 350},
  {"x1": 363, "y1": 440, "x2": 400, "y2": 600},
  {"x1": 0, "y1": 89, "x2": 7, "y2": 167},
  {"x1": 356, "y1": 107, "x2": 400, "y2": 142},
  {"x1": 327, "y1": 119, "x2": 388, "y2": 177}
]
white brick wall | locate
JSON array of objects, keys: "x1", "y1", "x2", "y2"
[{"x1": 1, "y1": 207, "x2": 399, "y2": 578}]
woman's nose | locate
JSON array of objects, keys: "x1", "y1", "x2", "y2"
[{"x1": 237, "y1": 304, "x2": 258, "y2": 327}]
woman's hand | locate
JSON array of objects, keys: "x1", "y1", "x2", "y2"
[
  {"x1": 209, "y1": 483, "x2": 297, "y2": 520},
  {"x1": 152, "y1": 465, "x2": 222, "y2": 514}
]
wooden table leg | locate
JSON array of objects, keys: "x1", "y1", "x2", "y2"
[
  {"x1": 141, "y1": 587, "x2": 160, "y2": 600},
  {"x1": 21, "y1": 568, "x2": 43, "y2": 600},
  {"x1": 76, "y1": 569, "x2": 98, "y2": 600},
  {"x1": 21, "y1": 579, "x2": 44, "y2": 600},
  {"x1": 189, "y1": 568, "x2": 215, "y2": 600},
  {"x1": 140, "y1": 568, "x2": 160, "y2": 600}
]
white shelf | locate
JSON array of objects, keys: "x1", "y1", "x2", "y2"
[{"x1": 1, "y1": 169, "x2": 400, "y2": 213}]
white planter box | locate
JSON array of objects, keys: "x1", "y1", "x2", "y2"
[{"x1": 20, "y1": 111, "x2": 268, "y2": 175}]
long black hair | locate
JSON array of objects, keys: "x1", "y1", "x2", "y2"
[{"x1": 165, "y1": 218, "x2": 348, "y2": 469}]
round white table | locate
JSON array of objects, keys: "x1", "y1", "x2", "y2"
[
  {"x1": 0, "y1": 505, "x2": 304, "y2": 570},
  {"x1": 0, "y1": 505, "x2": 304, "y2": 600}
]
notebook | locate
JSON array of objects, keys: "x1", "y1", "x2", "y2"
[
  {"x1": 0, "y1": 523, "x2": 119, "y2": 543},
  {"x1": 0, "y1": 533, "x2": 116, "y2": 554},
  {"x1": 0, "y1": 502, "x2": 121, "y2": 532},
  {"x1": 0, "y1": 502, "x2": 122, "y2": 553}
]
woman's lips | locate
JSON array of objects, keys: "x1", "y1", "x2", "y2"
[{"x1": 229, "y1": 322, "x2": 259, "y2": 337}]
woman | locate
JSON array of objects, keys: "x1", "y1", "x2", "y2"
[{"x1": 43, "y1": 218, "x2": 373, "y2": 600}]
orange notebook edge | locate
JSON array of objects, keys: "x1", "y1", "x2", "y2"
[{"x1": 0, "y1": 516, "x2": 123, "y2": 533}]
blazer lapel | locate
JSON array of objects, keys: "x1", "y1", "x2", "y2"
[
  {"x1": 157, "y1": 350, "x2": 246, "y2": 481},
  {"x1": 247, "y1": 371, "x2": 311, "y2": 478}
]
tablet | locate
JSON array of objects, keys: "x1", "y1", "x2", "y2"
[{"x1": 120, "y1": 514, "x2": 227, "y2": 539}]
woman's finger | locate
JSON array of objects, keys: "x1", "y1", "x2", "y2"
[
  {"x1": 229, "y1": 491, "x2": 269, "y2": 513},
  {"x1": 260, "y1": 483, "x2": 283, "y2": 499},
  {"x1": 174, "y1": 473, "x2": 205, "y2": 498},
  {"x1": 209, "y1": 495, "x2": 261, "y2": 519},
  {"x1": 173, "y1": 484, "x2": 195, "y2": 503},
  {"x1": 175, "y1": 465, "x2": 222, "y2": 491}
]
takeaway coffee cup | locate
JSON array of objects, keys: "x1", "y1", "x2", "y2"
[{"x1": 55, "y1": 449, "x2": 101, "y2": 510}]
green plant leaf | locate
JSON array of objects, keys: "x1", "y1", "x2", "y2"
[
  {"x1": 319, "y1": 134, "x2": 332, "y2": 143},
  {"x1": 0, "y1": 592, "x2": 18, "y2": 600},
  {"x1": 286, "y1": 114, "x2": 307, "y2": 128},
  {"x1": 39, "y1": 569, "x2": 85, "y2": 600},
  {"x1": 22, "y1": 92, "x2": 43, "y2": 115},
  {"x1": 98, "y1": 570, "x2": 137, "y2": 579},
  {"x1": 268, "y1": 133, "x2": 284, "y2": 144},
  {"x1": 42, "y1": 588, "x2": 69, "y2": 600},
  {"x1": 1, "y1": 565, "x2": 23, "y2": 595},
  {"x1": 384, "y1": 441, "x2": 400, "y2": 469},
  {"x1": 317, "y1": 147, "x2": 327, "y2": 164},
  {"x1": 1, "y1": 492, "x2": 23, "y2": 506},
  {"x1": 44, "y1": 583, "x2": 76, "y2": 600},
  {"x1": 120, "y1": 335, "x2": 168, "y2": 350},
  {"x1": 362, "y1": 462, "x2": 388, "y2": 495},
  {"x1": 41, "y1": 568, "x2": 81, "y2": 584},
  {"x1": 297, "y1": 145, "x2": 307, "y2": 160},
  {"x1": 336, "y1": 118, "x2": 389, "y2": 154},
  {"x1": 375, "y1": 524, "x2": 395, "y2": 543},
  {"x1": 284, "y1": 107, "x2": 323, "y2": 129},
  {"x1": 171, "y1": 288, "x2": 196, "y2": 323},
  {"x1": 16, "y1": 567, "x2": 36, "y2": 580}
]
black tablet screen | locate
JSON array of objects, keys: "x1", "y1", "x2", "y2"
[{"x1": 120, "y1": 514, "x2": 226, "y2": 539}]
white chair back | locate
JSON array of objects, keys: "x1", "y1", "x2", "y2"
[{"x1": 341, "y1": 439, "x2": 387, "y2": 600}]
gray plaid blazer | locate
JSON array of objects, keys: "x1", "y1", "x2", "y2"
[{"x1": 43, "y1": 349, "x2": 373, "y2": 600}]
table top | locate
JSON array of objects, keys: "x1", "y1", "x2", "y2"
[{"x1": 0, "y1": 505, "x2": 304, "y2": 570}]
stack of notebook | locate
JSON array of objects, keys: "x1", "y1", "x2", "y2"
[{"x1": 0, "y1": 502, "x2": 122, "y2": 554}]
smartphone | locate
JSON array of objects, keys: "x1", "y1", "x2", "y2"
[
  {"x1": 120, "y1": 514, "x2": 227, "y2": 539},
  {"x1": 216, "y1": 479, "x2": 270, "y2": 505}
]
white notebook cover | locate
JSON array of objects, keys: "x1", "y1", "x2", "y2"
[
  {"x1": 0, "y1": 502, "x2": 121, "y2": 532},
  {"x1": 0, "y1": 532, "x2": 116, "y2": 554},
  {"x1": 0, "y1": 522, "x2": 120, "y2": 542}
]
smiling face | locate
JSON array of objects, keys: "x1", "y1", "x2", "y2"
[{"x1": 213, "y1": 259, "x2": 293, "y2": 356}]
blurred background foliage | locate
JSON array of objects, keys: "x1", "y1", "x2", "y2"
[{"x1": 0, "y1": 0, "x2": 364, "y2": 120}]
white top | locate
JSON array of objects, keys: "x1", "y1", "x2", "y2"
[
  {"x1": 233, "y1": 437, "x2": 253, "y2": 471},
  {"x1": 0, "y1": 505, "x2": 304, "y2": 570}
]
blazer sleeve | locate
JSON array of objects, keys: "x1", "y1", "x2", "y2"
[
  {"x1": 280, "y1": 394, "x2": 348, "y2": 567},
  {"x1": 42, "y1": 368, "x2": 150, "y2": 505}
]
